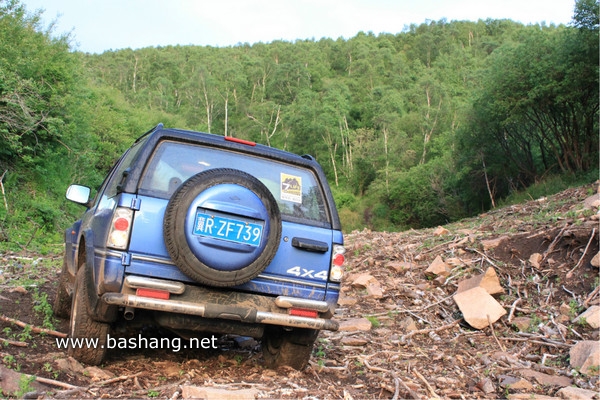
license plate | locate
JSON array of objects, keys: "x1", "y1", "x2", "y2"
[{"x1": 193, "y1": 212, "x2": 263, "y2": 246}]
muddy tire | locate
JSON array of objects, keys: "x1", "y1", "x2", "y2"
[
  {"x1": 67, "y1": 266, "x2": 109, "y2": 365},
  {"x1": 262, "y1": 327, "x2": 318, "y2": 370},
  {"x1": 53, "y1": 260, "x2": 72, "y2": 319}
]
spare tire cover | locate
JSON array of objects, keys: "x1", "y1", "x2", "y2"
[{"x1": 163, "y1": 168, "x2": 282, "y2": 287}]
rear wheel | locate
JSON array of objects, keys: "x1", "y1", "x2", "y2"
[
  {"x1": 262, "y1": 327, "x2": 319, "y2": 370},
  {"x1": 68, "y1": 266, "x2": 109, "y2": 365},
  {"x1": 52, "y1": 260, "x2": 72, "y2": 319}
]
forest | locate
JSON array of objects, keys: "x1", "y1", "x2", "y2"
[{"x1": 0, "y1": 0, "x2": 598, "y2": 252}]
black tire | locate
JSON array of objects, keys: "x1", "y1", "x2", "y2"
[
  {"x1": 262, "y1": 327, "x2": 319, "y2": 370},
  {"x1": 53, "y1": 260, "x2": 72, "y2": 319},
  {"x1": 164, "y1": 168, "x2": 282, "y2": 287},
  {"x1": 67, "y1": 266, "x2": 109, "y2": 365}
]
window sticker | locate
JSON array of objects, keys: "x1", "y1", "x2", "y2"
[{"x1": 280, "y1": 173, "x2": 302, "y2": 204}]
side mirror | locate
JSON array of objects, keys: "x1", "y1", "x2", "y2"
[{"x1": 66, "y1": 185, "x2": 91, "y2": 206}]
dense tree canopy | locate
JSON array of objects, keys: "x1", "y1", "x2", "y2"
[{"x1": 0, "y1": 0, "x2": 597, "y2": 251}]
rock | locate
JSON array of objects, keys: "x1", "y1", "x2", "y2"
[
  {"x1": 510, "y1": 316, "x2": 532, "y2": 332},
  {"x1": 425, "y1": 255, "x2": 451, "y2": 278},
  {"x1": 491, "y1": 351, "x2": 522, "y2": 366},
  {"x1": 570, "y1": 340, "x2": 600, "y2": 375},
  {"x1": 154, "y1": 361, "x2": 184, "y2": 377},
  {"x1": 517, "y1": 369, "x2": 572, "y2": 387},
  {"x1": 476, "y1": 377, "x2": 495, "y2": 393},
  {"x1": 433, "y1": 226, "x2": 449, "y2": 236},
  {"x1": 351, "y1": 273, "x2": 376, "y2": 288},
  {"x1": 559, "y1": 302, "x2": 572, "y2": 317},
  {"x1": 54, "y1": 357, "x2": 85, "y2": 374},
  {"x1": 181, "y1": 386, "x2": 258, "y2": 400},
  {"x1": 529, "y1": 252, "x2": 543, "y2": 269},
  {"x1": 583, "y1": 193, "x2": 600, "y2": 209},
  {"x1": 453, "y1": 287, "x2": 507, "y2": 329},
  {"x1": 508, "y1": 394, "x2": 557, "y2": 400},
  {"x1": 573, "y1": 306, "x2": 600, "y2": 329},
  {"x1": 351, "y1": 273, "x2": 384, "y2": 298},
  {"x1": 366, "y1": 281, "x2": 384, "y2": 298},
  {"x1": 337, "y1": 293, "x2": 358, "y2": 306},
  {"x1": 338, "y1": 318, "x2": 373, "y2": 332},
  {"x1": 480, "y1": 236, "x2": 508, "y2": 251},
  {"x1": 83, "y1": 366, "x2": 115, "y2": 381},
  {"x1": 591, "y1": 252, "x2": 600, "y2": 268},
  {"x1": 557, "y1": 386, "x2": 599, "y2": 400},
  {"x1": 456, "y1": 267, "x2": 504, "y2": 295},
  {"x1": 498, "y1": 375, "x2": 533, "y2": 391},
  {"x1": 398, "y1": 316, "x2": 418, "y2": 332},
  {"x1": 387, "y1": 261, "x2": 416, "y2": 272},
  {"x1": 446, "y1": 257, "x2": 463, "y2": 267}
]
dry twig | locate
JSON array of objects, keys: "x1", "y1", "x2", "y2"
[
  {"x1": 0, "y1": 337, "x2": 27, "y2": 347},
  {"x1": 93, "y1": 372, "x2": 143, "y2": 387},
  {"x1": 507, "y1": 298, "x2": 522, "y2": 323},
  {"x1": 356, "y1": 356, "x2": 416, "y2": 400},
  {"x1": 584, "y1": 285, "x2": 600, "y2": 308},
  {"x1": 35, "y1": 376, "x2": 83, "y2": 390},
  {"x1": 542, "y1": 224, "x2": 568, "y2": 263},
  {"x1": 566, "y1": 228, "x2": 596, "y2": 278},
  {"x1": 413, "y1": 368, "x2": 439, "y2": 399},
  {"x1": 487, "y1": 314, "x2": 506, "y2": 352},
  {"x1": 0, "y1": 315, "x2": 67, "y2": 338},
  {"x1": 400, "y1": 319, "x2": 460, "y2": 342}
]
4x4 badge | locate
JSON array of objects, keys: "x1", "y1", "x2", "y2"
[{"x1": 286, "y1": 266, "x2": 328, "y2": 280}]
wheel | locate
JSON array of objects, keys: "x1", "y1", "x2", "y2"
[
  {"x1": 262, "y1": 327, "x2": 319, "y2": 370},
  {"x1": 67, "y1": 266, "x2": 109, "y2": 365},
  {"x1": 53, "y1": 260, "x2": 72, "y2": 319},
  {"x1": 164, "y1": 168, "x2": 282, "y2": 287}
]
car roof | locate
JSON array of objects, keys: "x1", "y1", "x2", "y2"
[{"x1": 136, "y1": 124, "x2": 317, "y2": 166}]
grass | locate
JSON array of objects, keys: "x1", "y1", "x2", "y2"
[{"x1": 499, "y1": 172, "x2": 597, "y2": 208}]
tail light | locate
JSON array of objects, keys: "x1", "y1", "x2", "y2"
[
  {"x1": 107, "y1": 207, "x2": 133, "y2": 250},
  {"x1": 330, "y1": 244, "x2": 345, "y2": 282}
]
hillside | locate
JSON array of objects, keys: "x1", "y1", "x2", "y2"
[{"x1": 0, "y1": 182, "x2": 598, "y2": 399}]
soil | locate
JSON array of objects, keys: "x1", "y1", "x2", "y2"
[{"x1": 0, "y1": 183, "x2": 599, "y2": 399}]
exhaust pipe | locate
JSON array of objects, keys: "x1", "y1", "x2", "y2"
[{"x1": 124, "y1": 307, "x2": 135, "y2": 320}]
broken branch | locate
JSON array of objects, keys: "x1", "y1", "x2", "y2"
[
  {"x1": 566, "y1": 228, "x2": 596, "y2": 278},
  {"x1": 0, "y1": 315, "x2": 67, "y2": 338},
  {"x1": 400, "y1": 319, "x2": 461, "y2": 342}
]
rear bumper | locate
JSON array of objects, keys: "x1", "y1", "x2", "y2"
[{"x1": 102, "y1": 290, "x2": 339, "y2": 331}]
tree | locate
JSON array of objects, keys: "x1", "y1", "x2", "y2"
[{"x1": 0, "y1": 0, "x2": 76, "y2": 167}]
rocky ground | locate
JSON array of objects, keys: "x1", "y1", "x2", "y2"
[{"x1": 0, "y1": 183, "x2": 599, "y2": 399}]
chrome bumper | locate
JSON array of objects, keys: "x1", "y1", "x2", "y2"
[{"x1": 102, "y1": 292, "x2": 339, "y2": 331}]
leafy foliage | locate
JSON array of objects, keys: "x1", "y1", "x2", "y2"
[{"x1": 0, "y1": 0, "x2": 597, "y2": 252}]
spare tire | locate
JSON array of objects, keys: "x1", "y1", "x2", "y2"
[{"x1": 164, "y1": 168, "x2": 281, "y2": 287}]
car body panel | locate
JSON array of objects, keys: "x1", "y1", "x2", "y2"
[{"x1": 61, "y1": 124, "x2": 344, "y2": 342}]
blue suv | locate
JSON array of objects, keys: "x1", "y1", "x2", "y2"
[{"x1": 53, "y1": 124, "x2": 345, "y2": 369}]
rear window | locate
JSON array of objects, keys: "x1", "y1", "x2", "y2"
[{"x1": 139, "y1": 141, "x2": 330, "y2": 226}]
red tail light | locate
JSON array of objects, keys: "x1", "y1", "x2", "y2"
[
  {"x1": 333, "y1": 253, "x2": 345, "y2": 266},
  {"x1": 114, "y1": 217, "x2": 129, "y2": 231},
  {"x1": 136, "y1": 288, "x2": 170, "y2": 300},
  {"x1": 289, "y1": 308, "x2": 318, "y2": 318},
  {"x1": 330, "y1": 245, "x2": 345, "y2": 282},
  {"x1": 107, "y1": 207, "x2": 133, "y2": 250}
]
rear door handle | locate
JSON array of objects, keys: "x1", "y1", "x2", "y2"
[{"x1": 291, "y1": 237, "x2": 329, "y2": 253}]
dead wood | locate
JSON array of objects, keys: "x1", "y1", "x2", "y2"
[{"x1": 0, "y1": 314, "x2": 67, "y2": 338}]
